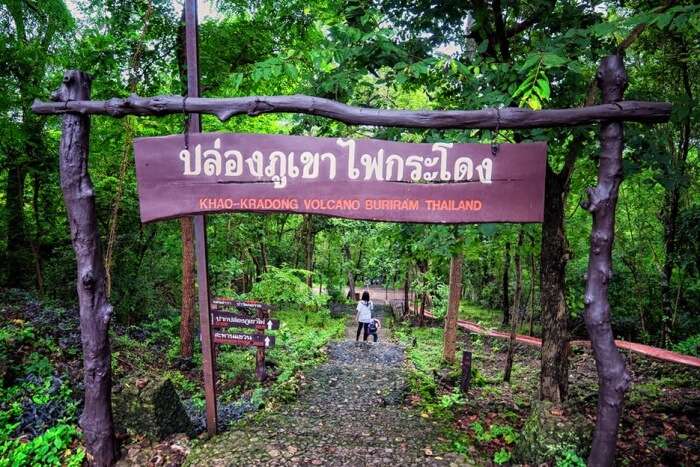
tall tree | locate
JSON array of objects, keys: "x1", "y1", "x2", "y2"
[
  {"x1": 1, "y1": 0, "x2": 73, "y2": 288},
  {"x1": 443, "y1": 251, "x2": 463, "y2": 364},
  {"x1": 504, "y1": 228, "x2": 524, "y2": 382},
  {"x1": 501, "y1": 241, "x2": 511, "y2": 326}
]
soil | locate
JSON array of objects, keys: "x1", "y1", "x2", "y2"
[
  {"x1": 450, "y1": 330, "x2": 700, "y2": 464},
  {"x1": 185, "y1": 336, "x2": 470, "y2": 466}
]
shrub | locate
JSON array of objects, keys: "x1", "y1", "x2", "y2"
[
  {"x1": 249, "y1": 267, "x2": 326, "y2": 308},
  {"x1": 672, "y1": 334, "x2": 700, "y2": 357},
  {"x1": 0, "y1": 424, "x2": 84, "y2": 467}
]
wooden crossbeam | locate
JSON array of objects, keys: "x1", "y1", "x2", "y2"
[{"x1": 32, "y1": 95, "x2": 671, "y2": 129}]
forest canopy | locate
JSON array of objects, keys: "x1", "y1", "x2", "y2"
[{"x1": 1, "y1": 0, "x2": 697, "y2": 347}]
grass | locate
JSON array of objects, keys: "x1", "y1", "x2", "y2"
[{"x1": 393, "y1": 323, "x2": 523, "y2": 464}]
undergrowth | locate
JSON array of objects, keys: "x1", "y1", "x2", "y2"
[{"x1": 0, "y1": 297, "x2": 85, "y2": 466}]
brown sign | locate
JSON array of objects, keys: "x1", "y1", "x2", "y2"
[
  {"x1": 213, "y1": 331, "x2": 275, "y2": 348},
  {"x1": 211, "y1": 311, "x2": 280, "y2": 330},
  {"x1": 211, "y1": 298, "x2": 272, "y2": 311},
  {"x1": 134, "y1": 133, "x2": 546, "y2": 224}
]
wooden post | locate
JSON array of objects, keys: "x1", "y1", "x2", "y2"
[
  {"x1": 460, "y1": 350, "x2": 472, "y2": 393},
  {"x1": 194, "y1": 217, "x2": 217, "y2": 435},
  {"x1": 582, "y1": 54, "x2": 632, "y2": 466},
  {"x1": 185, "y1": 0, "x2": 218, "y2": 436},
  {"x1": 56, "y1": 70, "x2": 117, "y2": 466},
  {"x1": 255, "y1": 308, "x2": 268, "y2": 382}
]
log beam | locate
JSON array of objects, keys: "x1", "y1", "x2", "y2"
[{"x1": 33, "y1": 95, "x2": 671, "y2": 129}]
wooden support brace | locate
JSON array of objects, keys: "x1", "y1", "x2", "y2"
[
  {"x1": 56, "y1": 70, "x2": 117, "y2": 466},
  {"x1": 582, "y1": 54, "x2": 632, "y2": 467}
]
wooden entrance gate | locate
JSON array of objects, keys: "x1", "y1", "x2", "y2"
[{"x1": 31, "y1": 1, "x2": 671, "y2": 465}]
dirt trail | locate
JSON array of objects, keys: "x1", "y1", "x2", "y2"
[{"x1": 185, "y1": 318, "x2": 468, "y2": 466}]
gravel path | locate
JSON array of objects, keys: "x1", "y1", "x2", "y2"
[{"x1": 185, "y1": 326, "x2": 469, "y2": 466}]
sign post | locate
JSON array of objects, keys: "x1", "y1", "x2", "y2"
[
  {"x1": 184, "y1": 0, "x2": 218, "y2": 436},
  {"x1": 255, "y1": 307, "x2": 268, "y2": 381},
  {"x1": 211, "y1": 299, "x2": 276, "y2": 383}
]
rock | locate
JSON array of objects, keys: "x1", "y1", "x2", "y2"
[
  {"x1": 381, "y1": 383, "x2": 407, "y2": 406},
  {"x1": 513, "y1": 401, "x2": 592, "y2": 464},
  {"x1": 112, "y1": 375, "x2": 195, "y2": 440}
]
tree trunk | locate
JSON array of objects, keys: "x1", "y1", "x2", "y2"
[
  {"x1": 403, "y1": 269, "x2": 410, "y2": 319},
  {"x1": 30, "y1": 174, "x2": 45, "y2": 295},
  {"x1": 501, "y1": 242, "x2": 511, "y2": 326},
  {"x1": 176, "y1": 8, "x2": 198, "y2": 362},
  {"x1": 260, "y1": 242, "x2": 269, "y2": 273},
  {"x1": 539, "y1": 165, "x2": 571, "y2": 403},
  {"x1": 179, "y1": 217, "x2": 196, "y2": 359},
  {"x1": 344, "y1": 243, "x2": 355, "y2": 299},
  {"x1": 56, "y1": 70, "x2": 116, "y2": 467},
  {"x1": 504, "y1": 229, "x2": 524, "y2": 382},
  {"x1": 528, "y1": 240, "x2": 537, "y2": 337},
  {"x1": 303, "y1": 215, "x2": 315, "y2": 287},
  {"x1": 5, "y1": 164, "x2": 28, "y2": 287},
  {"x1": 443, "y1": 253, "x2": 463, "y2": 364},
  {"x1": 582, "y1": 54, "x2": 631, "y2": 467},
  {"x1": 660, "y1": 56, "x2": 692, "y2": 347},
  {"x1": 417, "y1": 259, "x2": 428, "y2": 326}
]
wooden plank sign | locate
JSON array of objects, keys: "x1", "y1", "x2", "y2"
[
  {"x1": 212, "y1": 298, "x2": 272, "y2": 311},
  {"x1": 134, "y1": 133, "x2": 547, "y2": 224},
  {"x1": 213, "y1": 331, "x2": 275, "y2": 348},
  {"x1": 211, "y1": 311, "x2": 280, "y2": 330}
]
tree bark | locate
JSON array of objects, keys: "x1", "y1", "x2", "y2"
[
  {"x1": 582, "y1": 54, "x2": 632, "y2": 467},
  {"x1": 504, "y1": 229, "x2": 524, "y2": 382},
  {"x1": 30, "y1": 174, "x2": 45, "y2": 295},
  {"x1": 55, "y1": 70, "x2": 116, "y2": 466},
  {"x1": 660, "y1": 55, "x2": 692, "y2": 346},
  {"x1": 344, "y1": 243, "x2": 355, "y2": 299},
  {"x1": 302, "y1": 214, "x2": 315, "y2": 287},
  {"x1": 539, "y1": 164, "x2": 571, "y2": 403},
  {"x1": 417, "y1": 259, "x2": 428, "y2": 326},
  {"x1": 176, "y1": 7, "x2": 198, "y2": 361},
  {"x1": 443, "y1": 253, "x2": 463, "y2": 364},
  {"x1": 179, "y1": 217, "x2": 196, "y2": 359},
  {"x1": 403, "y1": 269, "x2": 410, "y2": 319},
  {"x1": 5, "y1": 164, "x2": 28, "y2": 287},
  {"x1": 528, "y1": 239, "x2": 537, "y2": 337},
  {"x1": 501, "y1": 242, "x2": 511, "y2": 326}
]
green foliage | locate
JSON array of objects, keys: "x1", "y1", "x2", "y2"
[
  {"x1": 513, "y1": 54, "x2": 554, "y2": 110},
  {"x1": 249, "y1": 267, "x2": 327, "y2": 308},
  {"x1": 428, "y1": 283, "x2": 449, "y2": 320},
  {"x1": 556, "y1": 449, "x2": 587, "y2": 467},
  {"x1": 0, "y1": 424, "x2": 84, "y2": 467},
  {"x1": 470, "y1": 422, "x2": 518, "y2": 445},
  {"x1": 672, "y1": 334, "x2": 700, "y2": 357},
  {"x1": 438, "y1": 388, "x2": 466, "y2": 410},
  {"x1": 493, "y1": 447, "x2": 512, "y2": 464}
]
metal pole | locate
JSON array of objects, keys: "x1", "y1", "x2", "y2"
[{"x1": 185, "y1": 0, "x2": 218, "y2": 436}]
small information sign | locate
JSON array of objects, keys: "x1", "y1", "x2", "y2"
[
  {"x1": 212, "y1": 298, "x2": 272, "y2": 311},
  {"x1": 213, "y1": 331, "x2": 275, "y2": 348},
  {"x1": 211, "y1": 311, "x2": 280, "y2": 330}
]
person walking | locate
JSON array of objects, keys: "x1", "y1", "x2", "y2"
[
  {"x1": 368, "y1": 317, "x2": 381, "y2": 342},
  {"x1": 355, "y1": 291, "x2": 374, "y2": 341}
]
